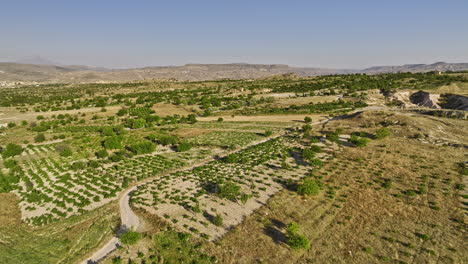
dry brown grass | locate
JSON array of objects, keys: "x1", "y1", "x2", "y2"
[
  {"x1": 200, "y1": 112, "x2": 467, "y2": 264},
  {"x1": 0, "y1": 193, "x2": 21, "y2": 227}
]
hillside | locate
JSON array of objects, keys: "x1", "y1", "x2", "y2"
[{"x1": 1, "y1": 62, "x2": 467, "y2": 84}]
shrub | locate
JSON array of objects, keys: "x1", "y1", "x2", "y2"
[
  {"x1": 326, "y1": 131, "x2": 340, "y2": 142},
  {"x1": 55, "y1": 145, "x2": 73, "y2": 157},
  {"x1": 3, "y1": 159, "x2": 18, "y2": 169},
  {"x1": 287, "y1": 222, "x2": 300, "y2": 234},
  {"x1": 131, "y1": 118, "x2": 146, "y2": 129},
  {"x1": 88, "y1": 160, "x2": 100, "y2": 168},
  {"x1": 177, "y1": 141, "x2": 192, "y2": 152},
  {"x1": 2, "y1": 143, "x2": 24, "y2": 158},
  {"x1": 217, "y1": 181, "x2": 241, "y2": 200},
  {"x1": 297, "y1": 179, "x2": 320, "y2": 195},
  {"x1": 302, "y1": 148, "x2": 316, "y2": 161},
  {"x1": 102, "y1": 127, "x2": 116, "y2": 136},
  {"x1": 112, "y1": 256, "x2": 122, "y2": 264},
  {"x1": 304, "y1": 116, "x2": 312, "y2": 123},
  {"x1": 187, "y1": 114, "x2": 197, "y2": 124},
  {"x1": 96, "y1": 149, "x2": 109, "y2": 158},
  {"x1": 287, "y1": 233, "x2": 310, "y2": 250},
  {"x1": 120, "y1": 230, "x2": 141, "y2": 245},
  {"x1": 264, "y1": 130, "x2": 273, "y2": 137},
  {"x1": 213, "y1": 214, "x2": 223, "y2": 226},
  {"x1": 310, "y1": 145, "x2": 322, "y2": 153},
  {"x1": 349, "y1": 135, "x2": 370, "y2": 147},
  {"x1": 103, "y1": 136, "x2": 123, "y2": 150},
  {"x1": 286, "y1": 222, "x2": 309, "y2": 250},
  {"x1": 117, "y1": 108, "x2": 128, "y2": 116},
  {"x1": 34, "y1": 133, "x2": 46, "y2": 143},
  {"x1": 71, "y1": 161, "x2": 87, "y2": 171},
  {"x1": 375, "y1": 127, "x2": 391, "y2": 139},
  {"x1": 129, "y1": 141, "x2": 156, "y2": 155},
  {"x1": 217, "y1": 117, "x2": 224, "y2": 122},
  {"x1": 7, "y1": 122, "x2": 16, "y2": 128},
  {"x1": 308, "y1": 159, "x2": 323, "y2": 167},
  {"x1": 150, "y1": 134, "x2": 179, "y2": 146}
]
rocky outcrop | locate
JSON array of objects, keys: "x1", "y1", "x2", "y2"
[
  {"x1": 409, "y1": 90, "x2": 441, "y2": 108},
  {"x1": 439, "y1": 94, "x2": 468, "y2": 111}
]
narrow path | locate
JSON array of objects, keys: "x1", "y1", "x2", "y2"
[{"x1": 80, "y1": 115, "x2": 352, "y2": 263}]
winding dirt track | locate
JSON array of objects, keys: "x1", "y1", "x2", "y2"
[{"x1": 80, "y1": 116, "x2": 347, "y2": 263}]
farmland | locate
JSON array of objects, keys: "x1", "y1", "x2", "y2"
[{"x1": 0, "y1": 72, "x2": 466, "y2": 264}]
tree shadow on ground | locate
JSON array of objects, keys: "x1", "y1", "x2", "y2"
[{"x1": 263, "y1": 218, "x2": 287, "y2": 244}]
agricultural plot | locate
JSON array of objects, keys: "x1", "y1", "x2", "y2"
[
  {"x1": 9, "y1": 147, "x2": 215, "y2": 226},
  {"x1": 131, "y1": 135, "x2": 334, "y2": 240},
  {"x1": 188, "y1": 131, "x2": 263, "y2": 148}
]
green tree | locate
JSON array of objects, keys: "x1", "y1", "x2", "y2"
[
  {"x1": 177, "y1": 141, "x2": 192, "y2": 152},
  {"x1": 2, "y1": 143, "x2": 23, "y2": 158},
  {"x1": 128, "y1": 141, "x2": 156, "y2": 155},
  {"x1": 120, "y1": 230, "x2": 141, "y2": 245},
  {"x1": 103, "y1": 136, "x2": 123, "y2": 149},
  {"x1": 96, "y1": 149, "x2": 109, "y2": 158}
]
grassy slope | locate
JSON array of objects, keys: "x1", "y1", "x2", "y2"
[
  {"x1": 0, "y1": 194, "x2": 119, "y2": 264},
  {"x1": 201, "y1": 112, "x2": 467, "y2": 264}
]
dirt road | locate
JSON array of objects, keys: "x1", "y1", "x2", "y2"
[{"x1": 79, "y1": 116, "x2": 343, "y2": 263}]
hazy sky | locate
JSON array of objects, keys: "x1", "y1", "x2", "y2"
[{"x1": 1, "y1": 0, "x2": 467, "y2": 69}]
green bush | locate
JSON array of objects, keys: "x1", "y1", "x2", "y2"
[
  {"x1": 297, "y1": 179, "x2": 320, "y2": 195},
  {"x1": 287, "y1": 233, "x2": 310, "y2": 250},
  {"x1": 213, "y1": 214, "x2": 223, "y2": 226},
  {"x1": 375, "y1": 127, "x2": 391, "y2": 139},
  {"x1": 326, "y1": 131, "x2": 340, "y2": 142},
  {"x1": 55, "y1": 145, "x2": 73, "y2": 157},
  {"x1": 310, "y1": 145, "x2": 322, "y2": 153},
  {"x1": 304, "y1": 116, "x2": 312, "y2": 123},
  {"x1": 286, "y1": 222, "x2": 309, "y2": 250},
  {"x1": 34, "y1": 133, "x2": 46, "y2": 143},
  {"x1": 264, "y1": 130, "x2": 273, "y2": 137},
  {"x1": 102, "y1": 127, "x2": 116, "y2": 136},
  {"x1": 217, "y1": 181, "x2": 241, "y2": 200},
  {"x1": 177, "y1": 141, "x2": 192, "y2": 152},
  {"x1": 302, "y1": 148, "x2": 316, "y2": 161},
  {"x1": 2, "y1": 143, "x2": 24, "y2": 158},
  {"x1": 129, "y1": 141, "x2": 156, "y2": 155},
  {"x1": 71, "y1": 161, "x2": 87, "y2": 171},
  {"x1": 103, "y1": 136, "x2": 123, "y2": 150},
  {"x1": 349, "y1": 135, "x2": 370, "y2": 147},
  {"x1": 88, "y1": 160, "x2": 100, "y2": 168},
  {"x1": 96, "y1": 149, "x2": 109, "y2": 158},
  {"x1": 149, "y1": 134, "x2": 179, "y2": 146},
  {"x1": 308, "y1": 159, "x2": 323, "y2": 167},
  {"x1": 120, "y1": 230, "x2": 141, "y2": 245},
  {"x1": 3, "y1": 159, "x2": 18, "y2": 169}
]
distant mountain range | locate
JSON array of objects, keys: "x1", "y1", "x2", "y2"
[{"x1": 0, "y1": 61, "x2": 467, "y2": 83}]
